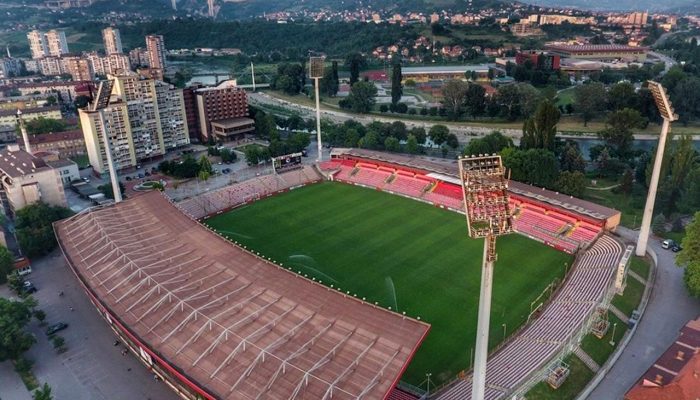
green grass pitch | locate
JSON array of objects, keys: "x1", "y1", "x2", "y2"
[{"x1": 205, "y1": 182, "x2": 573, "y2": 386}]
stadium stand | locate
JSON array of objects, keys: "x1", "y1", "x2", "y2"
[
  {"x1": 177, "y1": 165, "x2": 322, "y2": 219},
  {"x1": 326, "y1": 151, "x2": 611, "y2": 253},
  {"x1": 436, "y1": 235, "x2": 623, "y2": 400},
  {"x1": 54, "y1": 191, "x2": 430, "y2": 400},
  {"x1": 387, "y1": 388, "x2": 420, "y2": 400}
]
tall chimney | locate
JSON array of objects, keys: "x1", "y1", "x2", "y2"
[{"x1": 16, "y1": 110, "x2": 32, "y2": 154}]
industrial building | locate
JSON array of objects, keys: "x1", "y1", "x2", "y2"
[{"x1": 544, "y1": 44, "x2": 649, "y2": 62}]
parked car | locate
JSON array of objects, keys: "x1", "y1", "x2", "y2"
[
  {"x1": 22, "y1": 281, "x2": 37, "y2": 294},
  {"x1": 138, "y1": 173, "x2": 144, "y2": 179},
  {"x1": 661, "y1": 239, "x2": 677, "y2": 249},
  {"x1": 144, "y1": 171, "x2": 151, "y2": 177},
  {"x1": 672, "y1": 244, "x2": 683, "y2": 253},
  {"x1": 628, "y1": 310, "x2": 641, "y2": 328},
  {"x1": 125, "y1": 176, "x2": 132, "y2": 181},
  {"x1": 46, "y1": 322, "x2": 68, "y2": 336}
]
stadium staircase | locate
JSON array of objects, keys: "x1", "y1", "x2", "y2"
[{"x1": 573, "y1": 346, "x2": 601, "y2": 372}]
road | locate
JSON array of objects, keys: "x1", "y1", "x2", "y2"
[
  {"x1": 0, "y1": 252, "x2": 177, "y2": 400},
  {"x1": 248, "y1": 92, "x2": 700, "y2": 143},
  {"x1": 586, "y1": 227, "x2": 700, "y2": 399}
]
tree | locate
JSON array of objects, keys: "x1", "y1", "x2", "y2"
[
  {"x1": 406, "y1": 134, "x2": 419, "y2": 154},
  {"x1": 0, "y1": 297, "x2": 36, "y2": 361},
  {"x1": 463, "y1": 131, "x2": 513, "y2": 156},
  {"x1": 429, "y1": 125, "x2": 450, "y2": 146},
  {"x1": 198, "y1": 155, "x2": 212, "y2": 172},
  {"x1": 33, "y1": 309, "x2": 46, "y2": 325},
  {"x1": 678, "y1": 212, "x2": 700, "y2": 297},
  {"x1": 409, "y1": 127, "x2": 427, "y2": 145},
  {"x1": 464, "y1": 84, "x2": 486, "y2": 118},
  {"x1": 556, "y1": 171, "x2": 586, "y2": 197},
  {"x1": 558, "y1": 141, "x2": 586, "y2": 173},
  {"x1": 346, "y1": 53, "x2": 365, "y2": 85},
  {"x1": 493, "y1": 83, "x2": 540, "y2": 121},
  {"x1": 321, "y1": 61, "x2": 340, "y2": 97},
  {"x1": 23, "y1": 118, "x2": 67, "y2": 135},
  {"x1": 45, "y1": 96, "x2": 57, "y2": 106},
  {"x1": 672, "y1": 77, "x2": 700, "y2": 124},
  {"x1": 598, "y1": 108, "x2": 646, "y2": 156},
  {"x1": 574, "y1": 82, "x2": 606, "y2": 126},
  {"x1": 607, "y1": 81, "x2": 638, "y2": 111},
  {"x1": 652, "y1": 213, "x2": 667, "y2": 235},
  {"x1": 502, "y1": 148, "x2": 560, "y2": 189},
  {"x1": 391, "y1": 63, "x2": 402, "y2": 106},
  {"x1": 97, "y1": 182, "x2": 125, "y2": 200},
  {"x1": 681, "y1": 168, "x2": 700, "y2": 214},
  {"x1": 358, "y1": 131, "x2": 379, "y2": 150},
  {"x1": 15, "y1": 203, "x2": 72, "y2": 258},
  {"x1": 51, "y1": 336, "x2": 65, "y2": 352},
  {"x1": 33, "y1": 383, "x2": 53, "y2": 400},
  {"x1": 0, "y1": 245, "x2": 13, "y2": 284},
  {"x1": 73, "y1": 95, "x2": 90, "y2": 109},
  {"x1": 384, "y1": 137, "x2": 400, "y2": 152},
  {"x1": 619, "y1": 168, "x2": 634, "y2": 196},
  {"x1": 521, "y1": 99, "x2": 560, "y2": 151},
  {"x1": 219, "y1": 148, "x2": 236, "y2": 163},
  {"x1": 346, "y1": 81, "x2": 377, "y2": 113},
  {"x1": 441, "y1": 80, "x2": 469, "y2": 120},
  {"x1": 445, "y1": 133, "x2": 459, "y2": 149}
]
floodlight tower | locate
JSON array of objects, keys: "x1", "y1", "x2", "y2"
[
  {"x1": 92, "y1": 80, "x2": 122, "y2": 203},
  {"x1": 636, "y1": 81, "x2": 678, "y2": 257},
  {"x1": 309, "y1": 56, "x2": 325, "y2": 162},
  {"x1": 458, "y1": 154, "x2": 513, "y2": 400},
  {"x1": 16, "y1": 110, "x2": 32, "y2": 154}
]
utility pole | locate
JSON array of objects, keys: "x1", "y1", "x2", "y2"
[{"x1": 309, "y1": 57, "x2": 325, "y2": 162}]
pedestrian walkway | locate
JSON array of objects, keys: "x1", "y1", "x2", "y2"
[
  {"x1": 609, "y1": 304, "x2": 630, "y2": 324},
  {"x1": 0, "y1": 361, "x2": 32, "y2": 400},
  {"x1": 628, "y1": 269, "x2": 647, "y2": 285},
  {"x1": 574, "y1": 346, "x2": 601, "y2": 372}
]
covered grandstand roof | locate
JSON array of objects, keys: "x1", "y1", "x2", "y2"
[
  {"x1": 331, "y1": 148, "x2": 620, "y2": 223},
  {"x1": 55, "y1": 191, "x2": 430, "y2": 400}
]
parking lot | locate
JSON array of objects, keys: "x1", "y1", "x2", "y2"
[{"x1": 0, "y1": 252, "x2": 176, "y2": 400}]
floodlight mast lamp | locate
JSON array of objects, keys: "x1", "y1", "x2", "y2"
[
  {"x1": 92, "y1": 80, "x2": 122, "y2": 203},
  {"x1": 459, "y1": 154, "x2": 513, "y2": 400},
  {"x1": 636, "y1": 81, "x2": 678, "y2": 257},
  {"x1": 309, "y1": 57, "x2": 325, "y2": 162}
]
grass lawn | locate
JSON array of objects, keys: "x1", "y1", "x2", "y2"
[
  {"x1": 579, "y1": 314, "x2": 627, "y2": 367},
  {"x1": 629, "y1": 257, "x2": 651, "y2": 281},
  {"x1": 612, "y1": 275, "x2": 645, "y2": 317},
  {"x1": 524, "y1": 354, "x2": 595, "y2": 400},
  {"x1": 555, "y1": 87, "x2": 576, "y2": 108},
  {"x1": 582, "y1": 183, "x2": 645, "y2": 229},
  {"x1": 205, "y1": 182, "x2": 573, "y2": 385}
]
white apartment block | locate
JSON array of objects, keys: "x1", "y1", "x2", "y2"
[
  {"x1": 102, "y1": 27, "x2": 123, "y2": 55},
  {"x1": 45, "y1": 30, "x2": 69, "y2": 57},
  {"x1": 79, "y1": 73, "x2": 189, "y2": 174}
]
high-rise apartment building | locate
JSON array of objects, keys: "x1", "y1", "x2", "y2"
[
  {"x1": 102, "y1": 27, "x2": 123, "y2": 55},
  {"x1": 45, "y1": 30, "x2": 69, "y2": 57},
  {"x1": 145, "y1": 35, "x2": 166, "y2": 79},
  {"x1": 86, "y1": 51, "x2": 130, "y2": 76},
  {"x1": 79, "y1": 73, "x2": 189, "y2": 174},
  {"x1": 63, "y1": 56, "x2": 93, "y2": 81},
  {"x1": 128, "y1": 47, "x2": 150, "y2": 68},
  {"x1": 27, "y1": 30, "x2": 48, "y2": 59},
  {"x1": 28, "y1": 30, "x2": 69, "y2": 59},
  {"x1": 192, "y1": 80, "x2": 252, "y2": 143}
]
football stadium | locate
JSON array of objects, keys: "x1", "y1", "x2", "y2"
[{"x1": 54, "y1": 148, "x2": 624, "y2": 400}]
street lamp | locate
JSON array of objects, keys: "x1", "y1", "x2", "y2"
[
  {"x1": 426, "y1": 373, "x2": 432, "y2": 396},
  {"x1": 502, "y1": 323, "x2": 507, "y2": 342},
  {"x1": 636, "y1": 81, "x2": 678, "y2": 256},
  {"x1": 458, "y1": 154, "x2": 513, "y2": 400},
  {"x1": 309, "y1": 56, "x2": 325, "y2": 162},
  {"x1": 609, "y1": 322, "x2": 618, "y2": 346}
]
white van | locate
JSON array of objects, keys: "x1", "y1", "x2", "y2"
[
  {"x1": 15, "y1": 260, "x2": 32, "y2": 276},
  {"x1": 661, "y1": 239, "x2": 675, "y2": 249}
]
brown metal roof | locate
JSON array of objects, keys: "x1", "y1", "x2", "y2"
[{"x1": 54, "y1": 192, "x2": 430, "y2": 400}]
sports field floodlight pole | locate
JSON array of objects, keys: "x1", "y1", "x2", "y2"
[
  {"x1": 92, "y1": 80, "x2": 122, "y2": 203},
  {"x1": 636, "y1": 81, "x2": 678, "y2": 257},
  {"x1": 458, "y1": 154, "x2": 513, "y2": 400},
  {"x1": 309, "y1": 56, "x2": 325, "y2": 162}
]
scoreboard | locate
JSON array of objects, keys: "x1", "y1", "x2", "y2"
[{"x1": 272, "y1": 152, "x2": 303, "y2": 173}]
